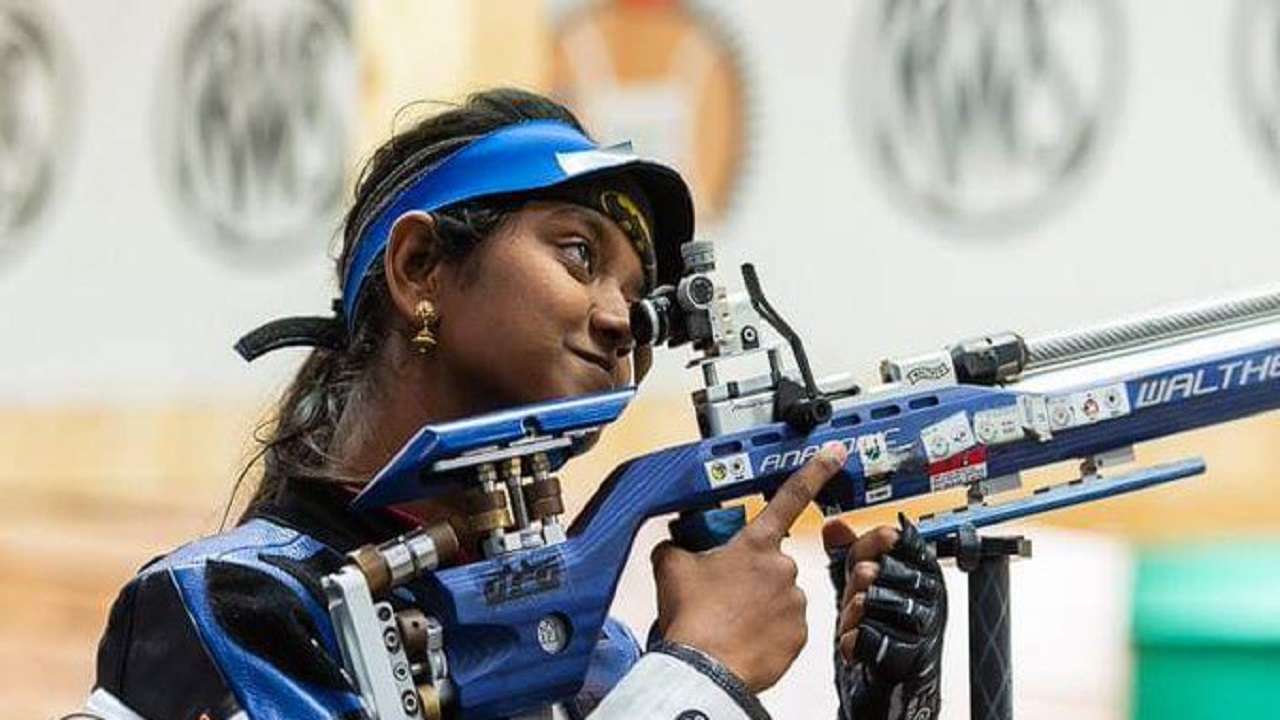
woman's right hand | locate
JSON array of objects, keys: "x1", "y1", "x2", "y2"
[{"x1": 651, "y1": 441, "x2": 849, "y2": 693}]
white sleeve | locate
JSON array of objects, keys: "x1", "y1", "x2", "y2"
[
  {"x1": 83, "y1": 688, "x2": 252, "y2": 720},
  {"x1": 587, "y1": 643, "x2": 771, "y2": 720}
]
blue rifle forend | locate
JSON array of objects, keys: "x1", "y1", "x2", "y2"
[
  {"x1": 348, "y1": 330, "x2": 1280, "y2": 718},
  {"x1": 915, "y1": 457, "x2": 1206, "y2": 541}
]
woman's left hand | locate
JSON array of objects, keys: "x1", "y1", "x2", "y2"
[
  {"x1": 823, "y1": 521, "x2": 900, "y2": 662},
  {"x1": 823, "y1": 513, "x2": 947, "y2": 720}
]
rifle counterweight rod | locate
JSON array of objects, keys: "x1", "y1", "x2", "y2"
[{"x1": 1022, "y1": 288, "x2": 1280, "y2": 372}]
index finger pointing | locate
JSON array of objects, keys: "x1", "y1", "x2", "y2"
[{"x1": 749, "y1": 441, "x2": 848, "y2": 542}]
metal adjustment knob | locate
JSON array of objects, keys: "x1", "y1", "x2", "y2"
[
  {"x1": 348, "y1": 522, "x2": 459, "y2": 596},
  {"x1": 396, "y1": 608, "x2": 431, "y2": 662},
  {"x1": 523, "y1": 475, "x2": 564, "y2": 521},
  {"x1": 501, "y1": 457, "x2": 530, "y2": 528},
  {"x1": 530, "y1": 452, "x2": 552, "y2": 477},
  {"x1": 465, "y1": 487, "x2": 511, "y2": 534}
]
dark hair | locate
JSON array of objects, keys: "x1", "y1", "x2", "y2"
[{"x1": 233, "y1": 88, "x2": 586, "y2": 522}]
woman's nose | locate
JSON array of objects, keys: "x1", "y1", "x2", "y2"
[{"x1": 591, "y1": 292, "x2": 634, "y2": 356}]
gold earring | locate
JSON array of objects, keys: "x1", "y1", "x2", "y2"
[{"x1": 412, "y1": 299, "x2": 439, "y2": 353}]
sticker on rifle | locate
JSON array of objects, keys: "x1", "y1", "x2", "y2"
[
  {"x1": 705, "y1": 452, "x2": 754, "y2": 488},
  {"x1": 856, "y1": 432, "x2": 895, "y2": 476},
  {"x1": 928, "y1": 446, "x2": 989, "y2": 492},
  {"x1": 865, "y1": 480, "x2": 893, "y2": 504},
  {"x1": 920, "y1": 411, "x2": 977, "y2": 462},
  {"x1": 1047, "y1": 382, "x2": 1130, "y2": 431},
  {"x1": 973, "y1": 404, "x2": 1025, "y2": 445}
]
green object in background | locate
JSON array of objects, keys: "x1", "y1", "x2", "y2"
[{"x1": 1132, "y1": 541, "x2": 1280, "y2": 720}]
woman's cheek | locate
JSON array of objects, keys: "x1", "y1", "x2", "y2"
[
  {"x1": 462, "y1": 242, "x2": 598, "y2": 396},
  {"x1": 473, "y1": 307, "x2": 567, "y2": 397}
]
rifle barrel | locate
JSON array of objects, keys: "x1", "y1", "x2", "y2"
[{"x1": 1023, "y1": 287, "x2": 1280, "y2": 373}]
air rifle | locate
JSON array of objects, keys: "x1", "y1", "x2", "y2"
[{"x1": 324, "y1": 241, "x2": 1280, "y2": 719}]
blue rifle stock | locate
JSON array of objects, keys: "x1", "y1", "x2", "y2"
[{"x1": 327, "y1": 251, "x2": 1280, "y2": 719}]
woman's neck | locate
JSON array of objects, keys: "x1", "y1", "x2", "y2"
[
  {"x1": 331, "y1": 339, "x2": 503, "y2": 483},
  {"x1": 326, "y1": 345, "x2": 534, "y2": 552}
]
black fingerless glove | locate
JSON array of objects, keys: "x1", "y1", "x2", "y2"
[{"x1": 829, "y1": 514, "x2": 947, "y2": 720}]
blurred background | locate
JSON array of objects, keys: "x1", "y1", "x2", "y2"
[{"x1": 3, "y1": 0, "x2": 1280, "y2": 717}]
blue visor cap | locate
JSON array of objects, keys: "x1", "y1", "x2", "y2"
[{"x1": 342, "y1": 120, "x2": 695, "y2": 332}]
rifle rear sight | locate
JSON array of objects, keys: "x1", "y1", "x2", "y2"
[{"x1": 630, "y1": 240, "x2": 851, "y2": 437}]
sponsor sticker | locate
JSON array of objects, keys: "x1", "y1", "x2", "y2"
[
  {"x1": 1047, "y1": 382, "x2": 1130, "y2": 430},
  {"x1": 704, "y1": 452, "x2": 754, "y2": 488},
  {"x1": 920, "y1": 411, "x2": 977, "y2": 462},
  {"x1": 973, "y1": 404, "x2": 1025, "y2": 445},
  {"x1": 928, "y1": 446, "x2": 989, "y2": 492},
  {"x1": 905, "y1": 361, "x2": 953, "y2": 385},
  {"x1": 919, "y1": 411, "x2": 987, "y2": 491},
  {"x1": 865, "y1": 481, "x2": 893, "y2": 504},
  {"x1": 856, "y1": 432, "x2": 895, "y2": 476}
]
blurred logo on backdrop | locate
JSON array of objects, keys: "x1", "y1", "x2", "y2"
[
  {"x1": 1236, "y1": 0, "x2": 1280, "y2": 182},
  {"x1": 0, "y1": 0, "x2": 72, "y2": 257},
  {"x1": 852, "y1": 0, "x2": 1124, "y2": 235},
  {"x1": 550, "y1": 0, "x2": 749, "y2": 227},
  {"x1": 160, "y1": 0, "x2": 355, "y2": 266}
]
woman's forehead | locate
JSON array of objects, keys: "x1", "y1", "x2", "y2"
[{"x1": 538, "y1": 202, "x2": 614, "y2": 234}]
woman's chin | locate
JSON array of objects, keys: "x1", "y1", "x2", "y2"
[
  {"x1": 568, "y1": 373, "x2": 618, "y2": 397},
  {"x1": 493, "y1": 364, "x2": 617, "y2": 410},
  {"x1": 545, "y1": 375, "x2": 616, "y2": 402}
]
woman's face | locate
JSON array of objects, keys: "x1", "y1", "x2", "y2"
[{"x1": 430, "y1": 200, "x2": 646, "y2": 412}]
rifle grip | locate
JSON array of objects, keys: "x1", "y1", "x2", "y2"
[{"x1": 668, "y1": 506, "x2": 747, "y2": 551}]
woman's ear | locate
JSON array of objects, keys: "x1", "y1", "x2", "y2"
[{"x1": 384, "y1": 211, "x2": 446, "y2": 327}]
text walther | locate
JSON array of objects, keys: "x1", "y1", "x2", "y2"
[{"x1": 1134, "y1": 351, "x2": 1280, "y2": 408}]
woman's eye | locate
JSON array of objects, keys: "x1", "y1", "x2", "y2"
[{"x1": 561, "y1": 241, "x2": 594, "y2": 273}]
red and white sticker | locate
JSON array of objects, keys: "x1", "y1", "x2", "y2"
[
  {"x1": 921, "y1": 411, "x2": 988, "y2": 491},
  {"x1": 928, "y1": 445, "x2": 989, "y2": 491}
]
